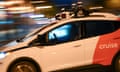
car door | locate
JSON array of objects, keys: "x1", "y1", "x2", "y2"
[
  {"x1": 38, "y1": 21, "x2": 86, "y2": 71},
  {"x1": 82, "y1": 20, "x2": 120, "y2": 65}
]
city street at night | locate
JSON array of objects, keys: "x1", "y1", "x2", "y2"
[{"x1": 0, "y1": 0, "x2": 120, "y2": 72}]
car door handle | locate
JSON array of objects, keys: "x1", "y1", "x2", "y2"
[{"x1": 74, "y1": 45, "x2": 81, "y2": 47}]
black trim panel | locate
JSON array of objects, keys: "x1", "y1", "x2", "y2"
[
  {"x1": 6, "y1": 46, "x2": 29, "y2": 53},
  {"x1": 51, "y1": 64, "x2": 110, "y2": 72}
]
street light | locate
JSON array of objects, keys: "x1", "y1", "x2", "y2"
[
  {"x1": 106, "y1": 0, "x2": 120, "y2": 8},
  {"x1": 36, "y1": 6, "x2": 53, "y2": 9}
]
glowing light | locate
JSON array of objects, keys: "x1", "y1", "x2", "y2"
[
  {"x1": 7, "y1": 6, "x2": 34, "y2": 14},
  {"x1": 36, "y1": 6, "x2": 53, "y2": 9},
  {"x1": 0, "y1": 52, "x2": 6, "y2": 59},
  {"x1": 106, "y1": 0, "x2": 120, "y2": 8},
  {"x1": 89, "y1": 6, "x2": 103, "y2": 10},
  {"x1": 8, "y1": 9, "x2": 34, "y2": 14},
  {"x1": 7, "y1": 7, "x2": 32, "y2": 11},
  {"x1": 30, "y1": 14, "x2": 45, "y2": 18},
  {"x1": 30, "y1": 1, "x2": 46, "y2": 4},
  {"x1": 0, "y1": 1, "x2": 24, "y2": 6},
  {"x1": 0, "y1": 21, "x2": 13, "y2": 24}
]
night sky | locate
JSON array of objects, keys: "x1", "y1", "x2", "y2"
[{"x1": 49, "y1": 0, "x2": 104, "y2": 6}]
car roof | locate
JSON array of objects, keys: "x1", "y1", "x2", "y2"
[
  {"x1": 40, "y1": 17, "x2": 119, "y2": 34},
  {"x1": 89, "y1": 12, "x2": 118, "y2": 18},
  {"x1": 26, "y1": 12, "x2": 120, "y2": 36}
]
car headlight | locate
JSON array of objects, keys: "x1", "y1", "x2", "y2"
[{"x1": 0, "y1": 52, "x2": 9, "y2": 59}]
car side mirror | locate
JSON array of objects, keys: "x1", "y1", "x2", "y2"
[
  {"x1": 29, "y1": 34, "x2": 45, "y2": 46},
  {"x1": 34, "y1": 34, "x2": 44, "y2": 43},
  {"x1": 37, "y1": 35, "x2": 46, "y2": 43}
]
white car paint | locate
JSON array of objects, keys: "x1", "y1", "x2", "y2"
[{"x1": 0, "y1": 12, "x2": 119, "y2": 72}]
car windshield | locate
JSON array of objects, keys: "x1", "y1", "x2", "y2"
[{"x1": 18, "y1": 22, "x2": 57, "y2": 42}]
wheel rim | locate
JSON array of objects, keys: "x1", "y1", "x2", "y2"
[
  {"x1": 10, "y1": 61, "x2": 37, "y2": 72},
  {"x1": 118, "y1": 58, "x2": 120, "y2": 71},
  {"x1": 115, "y1": 56, "x2": 120, "y2": 72}
]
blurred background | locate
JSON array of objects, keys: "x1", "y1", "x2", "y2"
[{"x1": 0, "y1": 0, "x2": 120, "y2": 46}]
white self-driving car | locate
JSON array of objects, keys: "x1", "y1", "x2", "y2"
[{"x1": 0, "y1": 12, "x2": 120, "y2": 72}]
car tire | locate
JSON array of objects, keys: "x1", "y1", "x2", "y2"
[
  {"x1": 114, "y1": 54, "x2": 120, "y2": 72},
  {"x1": 8, "y1": 60, "x2": 38, "y2": 72}
]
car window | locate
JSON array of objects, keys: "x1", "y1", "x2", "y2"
[
  {"x1": 114, "y1": 22, "x2": 120, "y2": 29},
  {"x1": 84, "y1": 21, "x2": 119, "y2": 38},
  {"x1": 47, "y1": 22, "x2": 79, "y2": 44}
]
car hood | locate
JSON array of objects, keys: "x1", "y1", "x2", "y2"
[
  {"x1": 0, "y1": 34, "x2": 38, "y2": 52},
  {"x1": 4, "y1": 40, "x2": 18, "y2": 47},
  {"x1": 0, "y1": 40, "x2": 29, "y2": 52}
]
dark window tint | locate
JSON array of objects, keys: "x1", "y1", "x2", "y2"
[
  {"x1": 85, "y1": 21, "x2": 118, "y2": 37},
  {"x1": 114, "y1": 22, "x2": 120, "y2": 29}
]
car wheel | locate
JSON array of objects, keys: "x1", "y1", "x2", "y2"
[
  {"x1": 114, "y1": 55, "x2": 120, "y2": 72},
  {"x1": 9, "y1": 61, "x2": 38, "y2": 72}
]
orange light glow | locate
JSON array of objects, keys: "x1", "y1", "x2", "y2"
[{"x1": 0, "y1": 1, "x2": 24, "y2": 6}]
